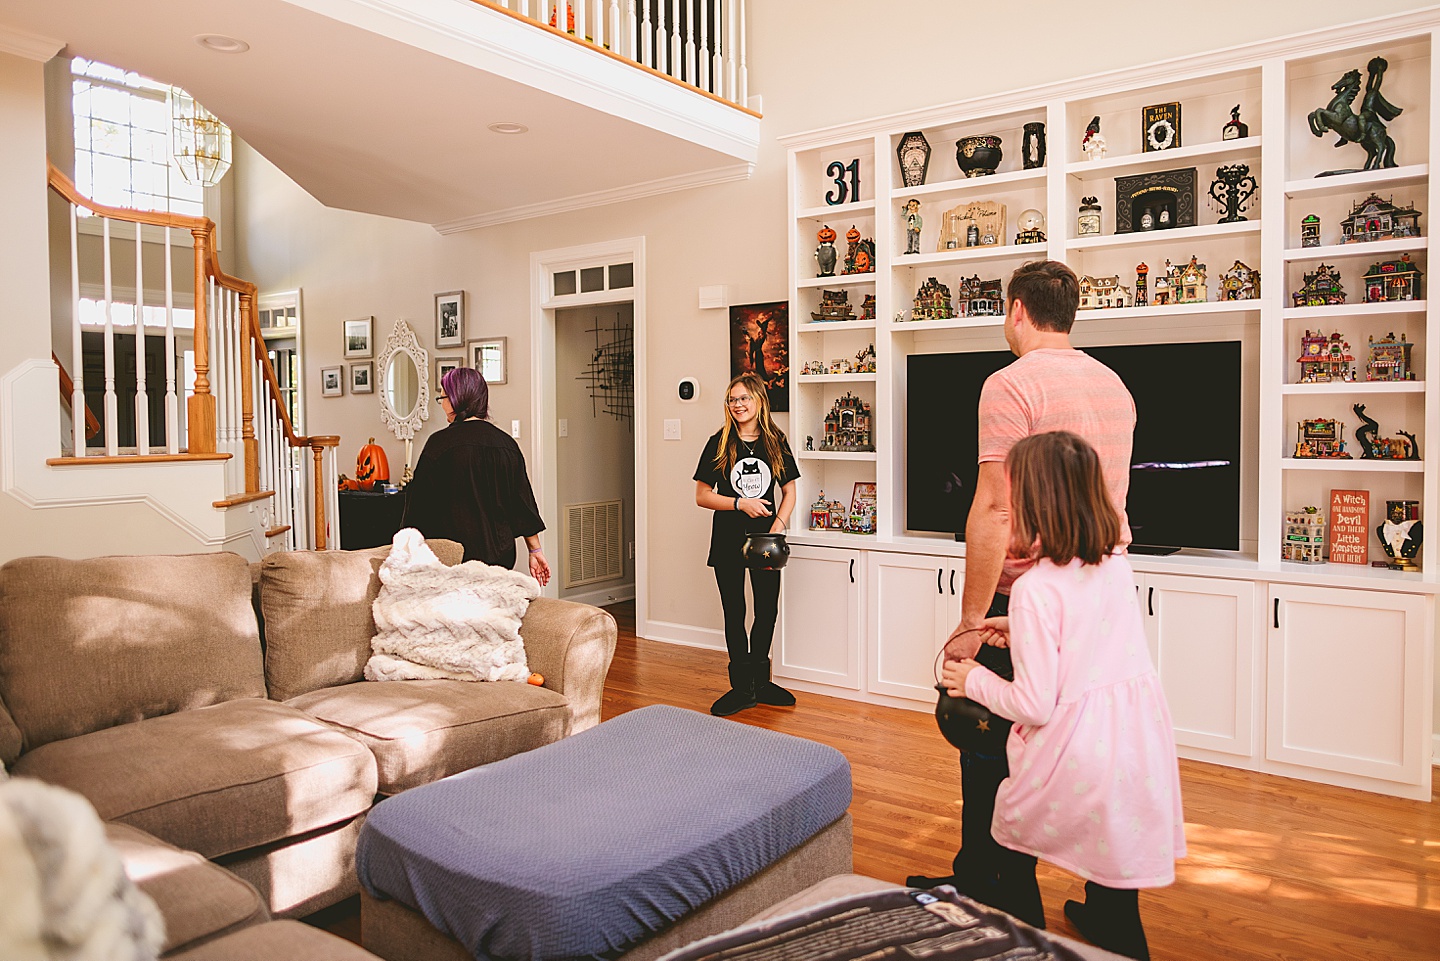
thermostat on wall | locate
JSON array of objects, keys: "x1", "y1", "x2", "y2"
[{"x1": 678, "y1": 377, "x2": 699, "y2": 402}]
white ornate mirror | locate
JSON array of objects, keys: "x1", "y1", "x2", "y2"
[{"x1": 377, "y1": 319, "x2": 429, "y2": 484}]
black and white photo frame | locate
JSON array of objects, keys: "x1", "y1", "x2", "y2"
[
  {"x1": 468, "y1": 337, "x2": 507, "y2": 385},
  {"x1": 350, "y1": 361, "x2": 373, "y2": 394},
  {"x1": 435, "y1": 291, "x2": 465, "y2": 348},
  {"x1": 320, "y1": 365, "x2": 344, "y2": 397},
  {"x1": 343, "y1": 317, "x2": 373, "y2": 358}
]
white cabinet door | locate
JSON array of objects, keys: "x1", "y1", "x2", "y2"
[
  {"x1": 776, "y1": 545, "x2": 862, "y2": 688},
  {"x1": 867, "y1": 552, "x2": 960, "y2": 702},
  {"x1": 1266, "y1": 584, "x2": 1431, "y2": 790},
  {"x1": 1140, "y1": 573, "x2": 1256, "y2": 757}
]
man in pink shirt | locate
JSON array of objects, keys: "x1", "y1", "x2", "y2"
[{"x1": 908, "y1": 260, "x2": 1136, "y2": 908}]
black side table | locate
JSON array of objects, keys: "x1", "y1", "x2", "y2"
[{"x1": 339, "y1": 489, "x2": 407, "y2": 550}]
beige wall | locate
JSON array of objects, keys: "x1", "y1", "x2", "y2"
[{"x1": 227, "y1": 0, "x2": 1436, "y2": 641}]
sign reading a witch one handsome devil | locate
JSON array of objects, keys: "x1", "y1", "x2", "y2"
[{"x1": 1328, "y1": 489, "x2": 1370, "y2": 565}]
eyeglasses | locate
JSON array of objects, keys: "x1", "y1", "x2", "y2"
[
  {"x1": 436, "y1": 394, "x2": 448, "y2": 403},
  {"x1": 727, "y1": 394, "x2": 753, "y2": 407}
]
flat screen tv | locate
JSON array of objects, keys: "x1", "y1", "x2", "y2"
[{"x1": 906, "y1": 341, "x2": 1242, "y2": 553}]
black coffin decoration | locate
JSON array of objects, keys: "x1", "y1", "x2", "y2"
[{"x1": 1115, "y1": 167, "x2": 1197, "y2": 234}]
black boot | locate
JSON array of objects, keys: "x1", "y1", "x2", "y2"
[
  {"x1": 710, "y1": 660, "x2": 757, "y2": 716},
  {"x1": 752, "y1": 657, "x2": 796, "y2": 707}
]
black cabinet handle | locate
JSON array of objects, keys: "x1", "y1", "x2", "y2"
[
  {"x1": 1147, "y1": 586, "x2": 1154, "y2": 617},
  {"x1": 937, "y1": 568, "x2": 943, "y2": 593},
  {"x1": 1274, "y1": 597, "x2": 1279, "y2": 629},
  {"x1": 950, "y1": 569, "x2": 956, "y2": 595},
  {"x1": 849, "y1": 558, "x2": 855, "y2": 584}
]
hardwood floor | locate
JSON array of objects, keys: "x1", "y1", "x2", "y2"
[
  {"x1": 599, "y1": 602, "x2": 1440, "y2": 961},
  {"x1": 315, "y1": 601, "x2": 1440, "y2": 960}
]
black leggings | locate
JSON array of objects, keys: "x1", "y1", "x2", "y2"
[{"x1": 713, "y1": 566, "x2": 781, "y2": 662}]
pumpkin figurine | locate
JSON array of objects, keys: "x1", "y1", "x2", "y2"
[
  {"x1": 355, "y1": 438, "x2": 389, "y2": 491},
  {"x1": 815, "y1": 224, "x2": 838, "y2": 277}
]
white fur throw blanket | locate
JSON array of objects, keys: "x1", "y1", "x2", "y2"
[
  {"x1": 0, "y1": 769, "x2": 165, "y2": 961},
  {"x1": 366, "y1": 528, "x2": 540, "y2": 682}
]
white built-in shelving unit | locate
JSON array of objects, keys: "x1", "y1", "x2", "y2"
[{"x1": 779, "y1": 10, "x2": 1440, "y2": 800}]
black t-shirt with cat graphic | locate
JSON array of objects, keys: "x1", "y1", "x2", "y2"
[{"x1": 694, "y1": 429, "x2": 801, "y2": 568}]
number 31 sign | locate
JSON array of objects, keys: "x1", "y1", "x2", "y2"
[{"x1": 825, "y1": 159, "x2": 861, "y2": 205}]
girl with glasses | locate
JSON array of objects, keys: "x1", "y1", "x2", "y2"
[{"x1": 692, "y1": 373, "x2": 799, "y2": 715}]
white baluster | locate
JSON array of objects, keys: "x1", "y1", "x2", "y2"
[
  {"x1": 327, "y1": 447, "x2": 340, "y2": 551},
  {"x1": 69, "y1": 205, "x2": 84, "y2": 456},
  {"x1": 684, "y1": 0, "x2": 696, "y2": 85},
  {"x1": 726, "y1": 0, "x2": 737, "y2": 103},
  {"x1": 640, "y1": 1, "x2": 652, "y2": 68},
  {"x1": 576, "y1": 0, "x2": 586, "y2": 42},
  {"x1": 516, "y1": 0, "x2": 527, "y2": 19},
  {"x1": 609, "y1": 0, "x2": 621, "y2": 58},
  {"x1": 738, "y1": 0, "x2": 747, "y2": 105},
  {"x1": 654, "y1": 0, "x2": 667, "y2": 75},
  {"x1": 670, "y1": 0, "x2": 681, "y2": 81},
  {"x1": 164, "y1": 226, "x2": 178, "y2": 454},
  {"x1": 102, "y1": 217, "x2": 117, "y2": 455},
  {"x1": 698, "y1": 0, "x2": 710, "y2": 92},
  {"x1": 134, "y1": 222, "x2": 150, "y2": 455},
  {"x1": 711, "y1": 0, "x2": 725, "y2": 98},
  {"x1": 625, "y1": 0, "x2": 637, "y2": 62},
  {"x1": 226, "y1": 288, "x2": 240, "y2": 491}
]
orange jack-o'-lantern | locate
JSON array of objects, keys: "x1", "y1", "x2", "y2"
[
  {"x1": 846, "y1": 226, "x2": 861, "y2": 245},
  {"x1": 355, "y1": 438, "x2": 389, "y2": 491},
  {"x1": 816, "y1": 225, "x2": 837, "y2": 245}
]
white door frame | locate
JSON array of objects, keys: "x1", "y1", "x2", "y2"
[{"x1": 530, "y1": 238, "x2": 647, "y2": 636}]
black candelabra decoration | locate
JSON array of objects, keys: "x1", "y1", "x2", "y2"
[{"x1": 1208, "y1": 163, "x2": 1257, "y2": 224}]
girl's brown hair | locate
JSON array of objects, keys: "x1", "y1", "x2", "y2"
[
  {"x1": 1006, "y1": 431, "x2": 1119, "y2": 566},
  {"x1": 713, "y1": 372, "x2": 791, "y2": 482}
]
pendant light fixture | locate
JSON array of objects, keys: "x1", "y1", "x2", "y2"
[{"x1": 168, "y1": 87, "x2": 232, "y2": 187}]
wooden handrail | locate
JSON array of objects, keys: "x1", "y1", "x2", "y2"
[
  {"x1": 46, "y1": 162, "x2": 212, "y2": 232},
  {"x1": 52, "y1": 352, "x2": 100, "y2": 440}
]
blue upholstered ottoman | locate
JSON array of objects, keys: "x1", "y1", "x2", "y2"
[{"x1": 356, "y1": 705, "x2": 853, "y2": 961}]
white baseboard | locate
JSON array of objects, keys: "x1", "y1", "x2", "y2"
[
  {"x1": 639, "y1": 619, "x2": 725, "y2": 651},
  {"x1": 562, "y1": 583, "x2": 635, "y2": 607}
]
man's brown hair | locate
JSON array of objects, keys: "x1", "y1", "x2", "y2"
[
  {"x1": 1006, "y1": 260, "x2": 1080, "y2": 333},
  {"x1": 1007, "y1": 431, "x2": 1120, "y2": 566}
]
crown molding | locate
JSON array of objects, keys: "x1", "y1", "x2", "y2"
[
  {"x1": 433, "y1": 161, "x2": 753, "y2": 233},
  {"x1": 0, "y1": 22, "x2": 64, "y2": 62}
]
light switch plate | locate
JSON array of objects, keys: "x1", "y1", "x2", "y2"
[
  {"x1": 663, "y1": 419, "x2": 681, "y2": 440},
  {"x1": 510, "y1": 419, "x2": 521, "y2": 438},
  {"x1": 558, "y1": 418, "x2": 569, "y2": 438}
]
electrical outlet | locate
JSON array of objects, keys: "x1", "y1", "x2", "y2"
[
  {"x1": 558, "y1": 418, "x2": 569, "y2": 438},
  {"x1": 510, "y1": 419, "x2": 521, "y2": 438},
  {"x1": 664, "y1": 419, "x2": 681, "y2": 440}
]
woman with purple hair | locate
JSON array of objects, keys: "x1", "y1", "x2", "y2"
[{"x1": 401, "y1": 367, "x2": 550, "y2": 585}]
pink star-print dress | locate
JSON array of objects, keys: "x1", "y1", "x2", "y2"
[{"x1": 965, "y1": 553, "x2": 1186, "y2": 888}]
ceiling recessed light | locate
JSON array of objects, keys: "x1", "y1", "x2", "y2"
[
  {"x1": 488, "y1": 122, "x2": 529, "y2": 135},
  {"x1": 195, "y1": 34, "x2": 250, "y2": 54}
]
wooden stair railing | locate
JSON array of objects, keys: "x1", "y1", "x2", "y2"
[
  {"x1": 45, "y1": 162, "x2": 341, "y2": 550},
  {"x1": 53, "y1": 352, "x2": 100, "y2": 440}
]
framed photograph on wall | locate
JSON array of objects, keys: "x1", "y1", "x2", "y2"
[
  {"x1": 435, "y1": 291, "x2": 465, "y2": 348},
  {"x1": 320, "y1": 366, "x2": 344, "y2": 397},
  {"x1": 435, "y1": 356, "x2": 462, "y2": 391},
  {"x1": 728, "y1": 301, "x2": 789, "y2": 412},
  {"x1": 343, "y1": 317, "x2": 373, "y2": 359},
  {"x1": 468, "y1": 337, "x2": 507, "y2": 385},
  {"x1": 349, "y1": 361, "x2": 373, "y2": 394}
]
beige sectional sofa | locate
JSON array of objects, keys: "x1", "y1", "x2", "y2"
[{"x1": 0, "y1": 541, "x2": 618, "y2": 944}]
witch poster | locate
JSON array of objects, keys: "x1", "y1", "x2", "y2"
[{"x1": 728, "y1": 301, "x2": 789, "y2": 412}]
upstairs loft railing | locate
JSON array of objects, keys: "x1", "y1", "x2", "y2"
[
  {"x1": 46, "y1": 162, "x2": 340, "y2": 551},
  {"x1": 480, "y1": 0, "x2": 750, "y2": 109}
]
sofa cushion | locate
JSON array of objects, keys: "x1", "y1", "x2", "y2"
[
  {"x1": 0, "y1": 691, "x2": 20, "y2": 767},
  {"x1": 287, "y1": 679, "x2": 569, "y2": 795},
  {"x1": 0, "y1": 553, "x2": 265, "y2": 752},
  {"x1": 11, "y1": 698, "x2": 377, "y2": 858},
  {"x1": 259, "y1": 540, "x2": 464, "y2": 702},
  {"x1": 106, "y1": 822, "x2": 268, "y2": 956},
  {"x1": 166, "y1": 920, "x2": 384, "y2": 961}
]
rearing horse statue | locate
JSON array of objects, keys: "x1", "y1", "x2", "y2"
[{"x1": 1307, "y1": 57, "x2": 1402, "y2": 170}]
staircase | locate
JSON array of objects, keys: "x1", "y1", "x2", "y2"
[{"x1": 41, "y1": 163, "x2": 339, "y2": 556}]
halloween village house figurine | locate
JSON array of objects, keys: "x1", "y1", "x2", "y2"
[
  {"x1": 1282, "y1": 506, "x2": 1325, "y2": 564},
  {"x1": 1367, "y1": 332, "x2": 1413, "y2": 381},
  {"x1": 1295, "y1": 329, "x2": 1355, "y2": 383},
  {"x1": 1294, "y1": 417, "x2": 1351, "y2": 459},
  {"x1": 1341, "y1": 193, "x2": 1422, "y2": 242},
  {"x1": 1220, "y1": 261, "x2": 1260, "y2": 301},
  {"x1": 810, "y1": 289, "x2": 855, "y2": 322},
  {"x1": 1077, "y1": 275, "x2": 1132, "y2": 310},
  {"x1": 1293, "y1": 264, "x2": 1347, "y2": 307},
  {"x1": 817, "y1": 392, "x2": 874, "y2": 452},
  {"x1": 1362, "y1": 253, "x2": 1422, "y2": 302}
]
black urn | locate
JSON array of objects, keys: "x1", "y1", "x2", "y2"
[
  {"x1": 934, "y1": 684, "x2": 1009, "y2": 754},
  {"x1": 740, "y1": 532, "x2": 790, "y2": 570},
  {"x1": 955, "y1": 135, "x2": 1003, "y2": 178}
]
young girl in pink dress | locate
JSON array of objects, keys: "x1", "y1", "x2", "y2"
[{"x1": 943, "y1": 430, "x2": 1185, "y2": 961}]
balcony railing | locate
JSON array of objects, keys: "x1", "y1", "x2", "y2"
[{"x1": 480, "y1": 0, "x2": 748, "y2": 108}]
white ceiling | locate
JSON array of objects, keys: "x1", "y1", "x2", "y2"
[{"x1": 0, "y1": 0, "x2": 759, "y2": 228}]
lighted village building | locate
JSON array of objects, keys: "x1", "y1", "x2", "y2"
[
  {"x1": 818, "y1": 392, "x2": 874, "y2": 451},
  {"x1": 1296, "y1": 329, "x2": 1356, "y2": 383},
  {"x1": 1175, "y1": 256, "x2": 1208, "y2": 304},
  {"x1": 1341, "y1": 193, "x2": 1422, "y2": 243},
  {"x1": 911, "y1": 276, "x2": 954, "y2": 320},
  {"x1": 1220, "y1": 260, "x2": 1261, "y2": 300},
  {"x1": 1362, "y1": 253, "x2": 1422, "y2": 303},
  {"x1": 1301, "y1": 213, "x2": 1322, "y2": 247},
  {"x1": 955, "y1": 275, "x2": 1005, "y2": 316},
  {"x1": 1077, "y1": 274, "x2": 1134, "y2": 309},
  {"x1": 1367, "y1": 332, "x2": 1415, "y2": 382},
  {"x1": 1292, "y1": 264, "x2": 1347, "y2": 307}
]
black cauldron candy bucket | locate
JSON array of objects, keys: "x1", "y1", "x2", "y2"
[
  {"x1": 740, "y1": 532, "x2": 790, "y2": 570},
  {"x1": 932, "y1": 640, "x2": 1009, "y2": 754}
]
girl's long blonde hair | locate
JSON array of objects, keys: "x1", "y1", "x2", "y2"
[{"x1": 713, "y1": 372, "x2": 791, "y2": 482}]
